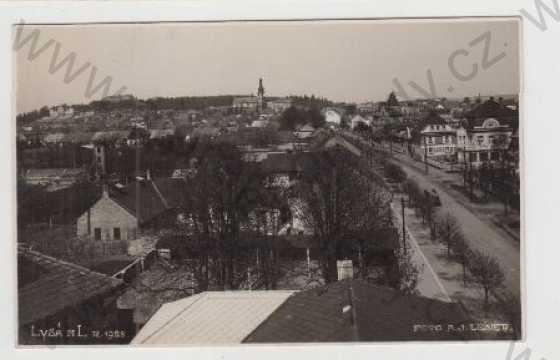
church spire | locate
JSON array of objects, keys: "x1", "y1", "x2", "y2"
[
  {"x1": 258, "y1": 78, "x2": 264, "y2": 96},
  {"x1": 257, "y1": 78, "x2": 265, "y2": 113}
]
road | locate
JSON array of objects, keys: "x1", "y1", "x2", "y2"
[
  {"x1": 392, "y1": 155, "x2": 521, "y2": 299},
  {"x1": 340, "y1": 132, "x2": 521, "y2": 298}
]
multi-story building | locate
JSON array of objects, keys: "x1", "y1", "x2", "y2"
[
  {"x1": 456, "y1": 98, "x2": 517, "y2": 168},
  {"x1": 419, "y1": 112, "x2": 458, "y2": 161},
  {"x1": 267, "y1": 98, "x2": 292, "y2": 113}
]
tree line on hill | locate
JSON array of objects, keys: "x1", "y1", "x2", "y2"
[{"x1": 16, "y1": 106, "x2": 50, "y2": 125}]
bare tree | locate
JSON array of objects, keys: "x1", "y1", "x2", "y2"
[
  {"x1": 392, "y1": 234, "x2": 421, "y2": 295},
  {"x1": 176, "y1": 140, "x2": 277, "y2": 290},
  {"x1": 404, "y1": 178, "x2": 423, "y2": 217},
  {"x1": 468, "y1": 250, "x2": 505, "y2": 312},
  {"x1": 295, "y1": 147, "x2": 393, "y2": 283},
  {"x1": 437, "y1": 212, "x2": 463, "y2": 258},
  {"x1": 451, "y1": 235, "x2": 471, "y2": 285}
]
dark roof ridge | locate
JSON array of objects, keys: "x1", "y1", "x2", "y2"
[
  {"x1": 108, "y1": 192, "x2": 138, "y2": 218},
  {"x1": 151, "y1": 179, "x2": 170, "y2": 209},
  {"x1": 18, "y1": 245, "x2": 121, "y2": 281}
]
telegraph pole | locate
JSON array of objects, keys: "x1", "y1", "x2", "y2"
[
  {"x1": 424, "y1": 137, "x2": 429, "y2": 174},
  {"x1": 401, "y1": 197, "x2": 407, "y2": 255}
]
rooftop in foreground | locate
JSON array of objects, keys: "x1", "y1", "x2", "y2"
[
  {"x1": 18, "y1": 245, "x2": 123, "y2": 326},
  {"x1": 131, "y1": 279, "x2": 492, "y2": 345}
]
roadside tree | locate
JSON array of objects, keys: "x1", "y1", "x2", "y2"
[
  {"x1": 468, "y1": 250, "x2": 505, "y2": 312},
  {"x1": 437, "y1": 212, "x2": 463, "y2": 258}
]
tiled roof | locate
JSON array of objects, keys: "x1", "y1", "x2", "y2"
[
  {"x1": 244, "y1": 280, "x2": 472, "y2": 343},
  {"x1": 18, "y1": 247, "x2": 123, "y2": 326},
  {"x1": 92, "y1": 130, "x2": 130, "y2": 142},
  {"x1": 25, "y1": 168, "x2": 85, "y2": 179},
  {"x1": 132, "y1": 291, "x2": 295, "y2": 345},
  {"x1": 421, "y1": 111, "x2": 447, "y2": 126},
  {"x1": 465, "y1": 99, "x2": 518, "y2": 128},
  {"x1": 314, "y1": 135, "x2": 363, "y2": 156},
  {"x1": 259, "y1": 152, "x2": 315, "y2": 174},
  {"x1": 108, "y1": 178, "x2": 187, "y2": 224}
]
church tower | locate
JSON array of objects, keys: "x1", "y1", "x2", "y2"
[{"x1": 257, "y1": 78, "x2": 265, "y2": 113}]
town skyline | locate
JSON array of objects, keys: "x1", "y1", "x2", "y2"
[
  {"x1": 16, "y1": 19, "x2": 519, "y2": 114},
  {"x1": 16, "y1": 18, "x2": 522, "y2": 345}
]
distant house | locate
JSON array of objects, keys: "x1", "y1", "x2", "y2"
[
  {"x1": 132, "y1": 279, "x2": 477, "y2": 345},
  {"x1": 323, "y1": 109, "x2": 342, "y2": 125},
  {"x1": 267, "y1": 98, "x2": 292, "y2": 113},
  {"x1": 294, "y1": 123, "x2": 316, "y2": 139},
  {"x1": 315, "y1": 135, "x2": 362, "y2": 157},
  {"x1": 49, "y1": 105, "x2": 74, "y2": 118},
  {"x1": 149, "y1": 129, "x2": 175, "y2": 140},
  {"x1": 357, "y1": 101, "x2": 375, "y2": 114},
  {"x1": 92, "y1": 130, "x2": 130, "y2": 146},
  {"x1": 76, "y1": 177, "x2": 187, "y2": 243},
  {"x1": 43, "y1": 132, "x2": 66, "y2": 146},
  {"x1": 17, "y1": 246, "x2": 125, "y2": 345},
  {"x1": 24, "y1": 168, "x2": 87, "y2": 191},
  {"x1": 232, "y1": 96, "x2": 259, "y2": 112},
  {"x1": 350, "y1": 114, "x2": 371, "y2": 130},
  {"x1": 250, "y1": 119, "x2": 269, "y2": 128}
]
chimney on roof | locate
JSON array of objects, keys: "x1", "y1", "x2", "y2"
[
  {"x1": 337, "y1": 260, "x2": 353, "y2": 281},
  {"x1": 102, "y1": 183, "x2": 109, "y2": 198}
]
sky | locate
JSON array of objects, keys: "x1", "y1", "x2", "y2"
[{"x1": 15, "y1": 19, "x2": 520, "y2": 114}]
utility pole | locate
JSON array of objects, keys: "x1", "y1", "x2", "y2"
[
  {"x1": 424, "y1": 137, "x2": 429, "y2": 174},
  {"x1": 401, "y1": 197, "x2": 407, "y2": 255}
]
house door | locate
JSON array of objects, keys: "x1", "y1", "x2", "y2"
[{"x1": 94, "y1": 228, "x2": 102, "y2": 241}]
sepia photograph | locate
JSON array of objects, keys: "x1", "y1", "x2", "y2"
[{"x1": 14, "y1": 18, "x2": 522, "y2": 346}]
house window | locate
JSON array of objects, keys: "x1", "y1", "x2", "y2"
[
  {"x1": 113, "y1": 227, "x2": 121, "y2": 241},
  {"x1": 477, "y1": 136, "x2": 484, "y2": 145},
  {"x1": 480, "y1": 152, "x2": 489, "y2": 161},
  {"x1": 94, "y1": 228, "x2": 102, "y2": 241}
]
